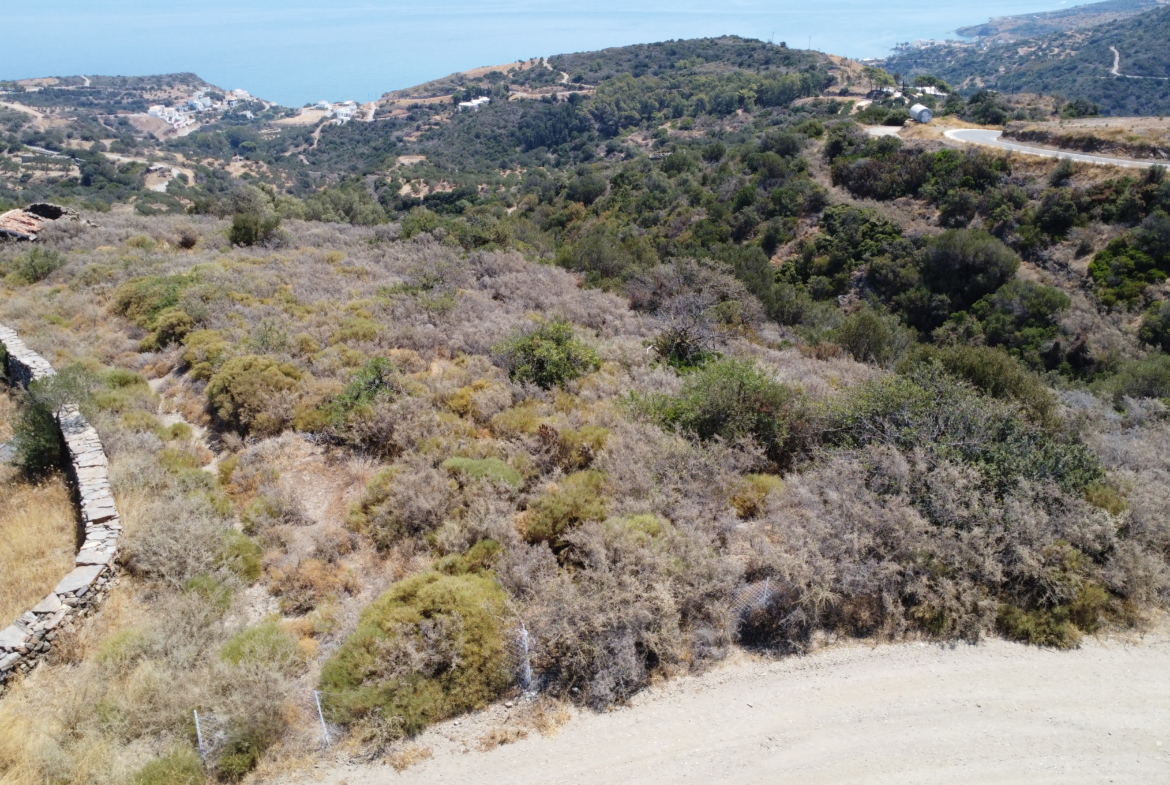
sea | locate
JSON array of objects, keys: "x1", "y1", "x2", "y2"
[{"x1": 3, "y1": 0, "x2": 1079, "y2": 107}]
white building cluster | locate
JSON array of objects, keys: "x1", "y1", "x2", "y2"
[
  {"x1": 147, "y1": 89, "x2": 254, "y2": 131},
  {"x1": 311, "y1": 99, "x2": 360, "y2": 124}
]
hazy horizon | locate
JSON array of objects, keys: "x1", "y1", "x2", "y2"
[{"x1": 4, "y1": 0, "x2": 1076, "y2": 106}]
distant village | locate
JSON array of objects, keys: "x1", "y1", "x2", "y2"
[{"x1": 147, "y1": 88, "x2": 255, "y2": 131}]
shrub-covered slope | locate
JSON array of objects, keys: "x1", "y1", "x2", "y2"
[{"x1": 882, "y1": 5, "x2": 1170, "y2": 115}]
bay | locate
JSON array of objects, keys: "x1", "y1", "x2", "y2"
[{"x1": 3, "y1": 0, "x2": 1076, "y2": 107}]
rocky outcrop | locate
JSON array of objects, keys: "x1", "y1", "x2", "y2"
[{"x1": 0, "y1": 324, "x2": 120, "y2": 693}]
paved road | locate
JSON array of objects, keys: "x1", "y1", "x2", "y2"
[{"x1": 944, "y1": 128, "x2": 1160, "y2": 169}]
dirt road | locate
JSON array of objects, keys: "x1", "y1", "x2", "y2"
[
  {"x1": 303, "y1": 623, "x2": 1170, "y2": 785},
  {"x1": 944, "y1": 128, "x2": 1158, "y2": 169},
  {"x1": 1109, "y1": 46, "x2": 1170, "y2": 80}
]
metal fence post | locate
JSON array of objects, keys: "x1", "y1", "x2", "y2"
[
  {"x1": 193, "y1": 709, "x2": 206, "y2": 765},
  {"x1": 314, "y1": 690, "x2": 331, "y2": 747}
]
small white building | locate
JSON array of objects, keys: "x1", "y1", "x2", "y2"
[
  {"x1": 917, "y1": 85, "x2": 948, "y2": 97},
  {"x1": 458, "y1": 96, "x2": 490, "y2": 111},
  {"x1": 458, "y1": 96, "x2": 491, "y2": 112}
]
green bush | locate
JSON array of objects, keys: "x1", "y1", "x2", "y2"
[
  {"x1": 181, "y1": 329, "x2": 230, "y2": 380},
  {"x1": 903, "y1": 344, "x2": 1055, "y2": 423},
  {"x1": 523, "y1": 470, "x2": 608, "y2": 546},
  {"x1": 318, "y1": 572, "x2": 511, "y2": 736},
  {"x1": 152, "y1": 308, "x2": 194, "y2": 348},
  {"x1": 825, "y1": 367, "x2": 1103, "y2": 495},
  {"x1": 112, "y1": 274, "x2": 196, "y2": 329},
  {"x1": 968, "y1": 279, "x2": 1071, "y2": 369},
  {"x1": 219, "y1": 530, "x2": 262, "y2": 583},
  {"x1": 996, "y1": 604, "x2": 1081, "y2": 648},
  {"x1": 320, "y1": 356, "x2": 401, "y2": 427},
  {"x1": 11, "y1": 365, "x2": 97, "y2": 475},
  {"x1": 4, "y1": 248, "x2": 66, "y2": 285},
  {"x1": 441, "y1": 456, "x2": 523, "y2": 487},
  {"x1": 1088, "y1": 238, "x2": 1165, "y2": 307},
  {"x1": 221, "y1": 617, "x2": 302, "y2": 671},
  {"x1": 829, "y1": 306, "x2": 913, "y2": 366},
  {"x1": 132, "y1": 746, "x2": 205, "y2": 785},
  {"x1": 1138, "y1": 300, "x2": 1170, "y2": 352},
  {"x1": 493, "y1": 321, "x2": 600, "y2": 389},
  {"x1": 213, "y1": 720, "x2": 278, "y2": 782},
  {"x1": 1110, "y1": 355, "x2": 1170, "y2": 403},
  {"x1": 920, "y1": 229, "x2": 1020, "y2": 314},
  {"x1": 206, "y1": 355, "x2": 303, "y2": 435},
  {"x1": 228, "y1": 212, "x2": 281, "y2": 246},
  {"x1": 639, "y1": 357, "x2": 802, "y2": 467}
]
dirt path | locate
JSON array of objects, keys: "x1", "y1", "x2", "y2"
[
  {"x1": 303, "y1": 624, "x2": 1170, "y2": 785},
  {"x1": 1108, "y1": 45, "x2": 1170, "y2": 80}
]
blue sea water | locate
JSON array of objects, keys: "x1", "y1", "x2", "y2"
[{"x1": 3, "y1": 1, "x2": 1077, "y2": 107}]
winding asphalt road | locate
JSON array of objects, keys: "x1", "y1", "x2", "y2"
[{"x1": 944, "y1": 128, "x2": 1161, "y2": 169}]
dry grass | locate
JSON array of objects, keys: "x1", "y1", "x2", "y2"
[
  {"x1": 0, "y1": 469, "x2": 77, "y2": 626},
  {"x1": 386, "y1": 743, "x2": 434, "y2": 771},
  {"x1": 0, "y1": 392, "x2": 13, "y2": 442},
  {"x1": 476, "y1": 727, "x2": 528, "y2": 751},
  {"x1": 516, "y1": 697, "x2": 571, "y2": 736}
]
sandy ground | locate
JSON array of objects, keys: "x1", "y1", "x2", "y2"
[{"x1": 301, "y1": 621, "x2": 1170, "y2": 785}]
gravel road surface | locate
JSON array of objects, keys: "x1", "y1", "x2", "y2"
[{"x1": 303, "y1": 623, "x2": 1170, "y2": 785}]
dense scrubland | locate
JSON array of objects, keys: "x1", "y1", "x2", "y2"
[{"x1": 0, "y1": 34, "x2": 1169, "y2": 785}]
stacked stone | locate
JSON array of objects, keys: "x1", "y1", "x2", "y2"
[
  {"x1": 0, "y1": 324, "x2": 55, "y2": 386},
  {"x1": 0, "y1": 324, "x2": 119, "y2": 693}
]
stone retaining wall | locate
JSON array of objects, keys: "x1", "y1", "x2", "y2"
[{"x1": 0, "y1": 324, "x2": 119, "y2": 692}]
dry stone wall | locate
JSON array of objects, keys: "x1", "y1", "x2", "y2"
[{"x1": 0, "y1": 324, "x2": 119, "y2": 692}]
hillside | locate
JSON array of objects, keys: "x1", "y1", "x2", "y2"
[
  {"x1": 1, "y1": 33, "x2": 1170, "y2": 785},
  {"x1": 882, "y1": 4, "x2": 1170, "y2": 115},
  {"x1": 954, "y1": 0, "x2": 1166, "y2": 42}
]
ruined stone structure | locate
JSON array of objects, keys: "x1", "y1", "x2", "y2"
[{"x1": 0, "y1": 323, "x2": 120, "y2": 692}]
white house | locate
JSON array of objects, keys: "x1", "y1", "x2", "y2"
[{"x1": 458, "y1": 96, "x2": 491, "y2": 112}]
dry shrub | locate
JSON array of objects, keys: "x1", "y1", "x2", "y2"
[
  {"x1": 347, "y1": 457, "x2": 453, "y2": 548},
  {"x1": 594, "y1": 420, "x2": 758, "y2": 523},
  {"x1": 477, "y1": 727, "x2": 528, "y2": 751},
  {"x1": 267, "y1": 557, "x2": 359, "y2": 615},
  {"x1": 386, "y1": 743, "x2": 433, "y2": 771},
  {"x1": 242, "y1": 483, "x2": 311, "y2": 533},
  {"x1": 735, "y1": 446, "x2": 1129, "y2": 649},
  {"x1": 118, "y1": 485, "x2": 231, "y2": 589},
  {"x1": 332, "y1": 395, "x2": 440, "y2": 458},
  {"x1": 513, "y1": 517, "x2": 738, "y2": 706},
  {"x1": 346, "y1": 708, "x2": 406, "y2": 759},
  {"x1": 515, "y1": 697, "x2": 571, "y2": 736}
]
